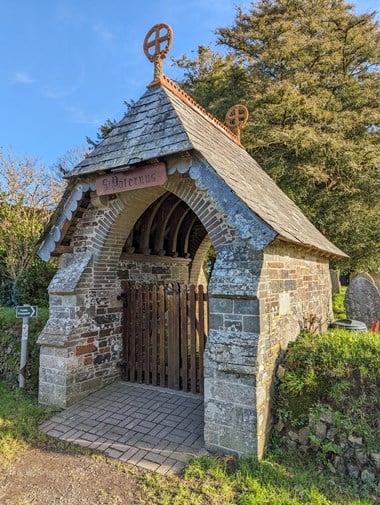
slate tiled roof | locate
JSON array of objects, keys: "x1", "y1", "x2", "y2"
[
  {"x1": 70, "y1": 77, "x2": 345, "y2": 258},
  {"x1": 72, "y1": 86, "x2": 192, "y2": 174}
]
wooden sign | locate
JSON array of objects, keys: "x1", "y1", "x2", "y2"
[{"x1": 96, "y1": 163, "x2": 167, "y2": 196}]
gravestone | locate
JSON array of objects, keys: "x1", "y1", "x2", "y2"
[
  {"x1": 370, "y1": 272, "x2": 380, "y2": 293},
  {"x1": 350, "y1": 272, "x2": 376, "y2": 286},
  {"x1": 329, "y1": 270, "x2": 341, "y2": 294},
  {"x1": 344, "y1": 276, "x2": 380, "y2": 328}
]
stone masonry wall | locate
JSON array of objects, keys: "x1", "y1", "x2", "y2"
[
  {"x1": 39, "y1": 188, "x2": 195, "y2": 407},
  {"x1": 275, "y1": 409, "x2": 380, "y2": 485},
  {"x1": 204, "y1": 242, "x2": 264, "y2": 456},
  {"x1": 117, "y1": 253, "x2": 190, "y2": 284},
  {"x1": 39, "y1": 158, "x2": 333, "y2": 462},
  {"x1": 38, "y1": 167, "x2": 249, "y2": 410},
  {"x1": 255, "y1": 240, "x2": 333, "y2": 456}
]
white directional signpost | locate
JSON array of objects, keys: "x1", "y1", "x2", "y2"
[{"x1": 16, "y1": 305, "x2": 38, "y2": 388}]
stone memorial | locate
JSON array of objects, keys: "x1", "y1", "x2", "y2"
[
  {"x1": 370, "y1": 272, "x2": 380, "y2": 293},
  {"x1": 329, "y1": 269, "x2": 341, "y2": 294},
  {"x1": 344, "y1": 276, "x2": 380, "y2": 328},
  {"x1": 350, "y1": 271, "x2": 376, "y2": 286}
]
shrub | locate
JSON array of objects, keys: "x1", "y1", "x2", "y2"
[
  {"x1": 0, "y1": 258, "x2": 57, "y2": 307},
  {"x1": 275, "y1": 329, "x2": 380, "y2": 452},
  {"x1": 0, "y1": 307, "x2": 49, "y2": 393}
]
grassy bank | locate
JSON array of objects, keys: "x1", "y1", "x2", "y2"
[
  {"x1": 0, "y1": 381, "x2": 377, "y2": 504},
  {"x1": 0, "y1": 382, "x2": 55, "y2": 467},
  {"x1": 0, "y1": 306, "x2": 48, "y2": 392}
]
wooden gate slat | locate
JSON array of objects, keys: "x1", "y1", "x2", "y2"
[
  {"x1": 159, "y1": 285, "x2": 166, "y2": 387},
  {"x1": 173, "y1": 284, "x2": 180, "y2": 390},
  {"x1": 180, "y1": 284, "x2": 188, "y2": 392},
  {"x1": 167, "y1": 284, "x2": 180, "y2": 390},
  {"x1": 197, "y1": 285, "x2": 205, "y2": 394},
  {"x1": 137, "y1": 285, "x2": 143, "y2": 383},
  {"x1": 129, "y1": 283, "x2": 136, "y2": 382},
  {"x1": 151, "y1": 285, "x2": 158, "y2": 386},
  {"x1": 120, "y1": 282, "x2": 128, "y2": 380},
  {"x1": 122, "y1": 281, "x2": 207, "y2": 394},
  {"x1": 144, "y1": 285, "x2": 150, "y2": 385},
  {"x1": 189, "y1": 284, "x2": 197, "y2": 394}
]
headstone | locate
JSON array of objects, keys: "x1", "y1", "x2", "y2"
[
  {"x1": 329, "y1": 270, "x2": 341, "y2": 294},
  {"x1": 370, "y1": 272, "x2": 380, "y2": 293},
  {"x1": 350, "y1": 272, "x2": 376, "y2": 286},
  {"x1": 344, "y1": 276, "x2": 380, "y2": 328}
]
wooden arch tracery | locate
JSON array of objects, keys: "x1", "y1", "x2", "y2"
[{"x1": 123, "y1": 192, "x2": 207, "y2": 260}]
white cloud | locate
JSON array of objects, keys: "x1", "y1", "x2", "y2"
[
  {"x1": 93, "y1": 23, "x2": 114, "y2": 41},
  {"x1": 65, "y1": 105, "x2": 102, "y2": 125},
  {"x1": 44, "y1": 86, "x2": 75, "y2": 99},
  {"x1": 43, "y1": 67, "x2": 84, "y2": 100},
  {"x1": 13, "y1": 71, "x2": 35, "y2": 84}
]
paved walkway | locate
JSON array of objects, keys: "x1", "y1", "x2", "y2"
[{"x1": 40, "y1": 381, "x2": 206, "y2": 475}]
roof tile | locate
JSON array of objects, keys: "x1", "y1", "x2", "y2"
[{"x1": 68, "y1": 79, "x2": 345, "y2": 257}]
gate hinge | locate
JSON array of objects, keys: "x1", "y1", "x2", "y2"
[{"x1": 117, "y1": 292, "x2": 128, "y2": 308}]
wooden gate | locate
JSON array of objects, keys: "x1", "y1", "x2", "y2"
[{"x1": 120, "y1": 282, "x2": 208, "y2": 394}]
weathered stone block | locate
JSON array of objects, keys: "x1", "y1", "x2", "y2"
[
  {"x1": 298, "y1": 426, "x2": 311, "y2": 445},
  {"x1": 209, "y1": 313, "x2": 223, "y2": 330},
  {"x1": 217, "y1": 427, "x2": 258, "y2": 456},
  {"x1": 242, "y1": 315, "x2": 260, "y2": 333},
  {"x1": 205, "y1": 380, "x2": 255, "y2": 406},
  {"x1": 79, "y1": 377, "x2": 103, "y2": 392},
  {"x1": 38, "y1": 383, "x2": 67, "y2": 408},
  {"x1": 344, "y1": 276, "x2": 380, "y2": 328},
  {"x1": 360, "y1": 469, "x2": 375, "y2": 483},
  {"x1": 209, "y1": 297, "x2": 233, "y2": 314},
  {"x1": 223, "y1": 315, "x2": 243, "y2": 332},
  {"x1": 75, "y1": 344, "x2": 97, "y2": 356},
  {"x1": 315, "y1": 421, "x2": 327, "y2": 440},
  {"x1": 39, "y1": 368, "x2": 67, "y2": 386},
  {"x1": 233, "y1": 299, "x2": 259, "y2": 315}
]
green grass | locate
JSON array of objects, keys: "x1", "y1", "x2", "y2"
[
  {"x1": 332, "y1": 287, "x2": 347, "y2": 319},
  {"x1": 0, "y1": 380, "x2": 377, "y2": 503},
  {"x1": 0, "y1": 306, "x2": 49, "y2": 392},
  {"x1": 138, "y1": 453, "x2": 377, "y2": 504},
  {"x1": 0, "y1": 381, "x2": 56, "y2": 466},
  {"x1": 276, "y1": 329, "x2": 379, "y2": 453}
]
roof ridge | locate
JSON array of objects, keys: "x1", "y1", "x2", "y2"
[{"x1": 148, "y1": 74, "x2": 242, "y2": 146}]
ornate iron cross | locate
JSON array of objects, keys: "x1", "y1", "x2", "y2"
[
  {"x1": 144, "y1": 23, "x2": 173, "y2": 80},
  {"x1": 225, "y1": 104, "x2": 249, "y2": 143}
]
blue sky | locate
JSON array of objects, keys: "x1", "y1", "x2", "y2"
[{"x1": 1, "y1": 0, "x2": 378, "y2": 168}]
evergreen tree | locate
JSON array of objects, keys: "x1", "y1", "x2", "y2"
[{"x1": 176, "y1": 0, "x2": 380, "y2": 272}]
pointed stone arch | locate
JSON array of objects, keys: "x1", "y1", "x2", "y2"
[{"x1": 38, "y1": 155, "x2": 278, "y2": 457}]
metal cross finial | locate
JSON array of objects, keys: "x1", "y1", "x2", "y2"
[
  {"x1": 225, "y1": 104, "x2": 249, "y2": 143},
  {"x1": 144, "y1": 23, "x2": 173, "y2": 80}
]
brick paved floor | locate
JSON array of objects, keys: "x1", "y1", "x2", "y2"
[{"x1": 40, "y1": 381, "x2": 206, "y2": 474}]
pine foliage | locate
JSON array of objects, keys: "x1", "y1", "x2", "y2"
[{"x1": 176, "y1": 0, "x2": 380, "y2": 271}]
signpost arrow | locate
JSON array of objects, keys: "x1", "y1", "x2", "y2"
[
  {"x1": 16, "y1": 305, "x2": 37, "y2": 318},
  {"x1": 16, "y1": 305, "x2": 38, "y2": 388}
]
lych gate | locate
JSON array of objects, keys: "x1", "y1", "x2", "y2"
[
  {"x1": 37, "y1": 24, "x2": 345, "y2": 458},
  {"x1": 120, "y1": 281, "x2": 207, "y2": 393}
]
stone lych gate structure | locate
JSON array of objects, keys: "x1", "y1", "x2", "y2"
[{"x1": 37, "y1": 24, "x2": 345, "y2": 458}]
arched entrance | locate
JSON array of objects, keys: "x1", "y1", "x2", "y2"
[
  {"x1": 37, "y1": 157, "x2": 275, "y2": 458},
  {"x1": 117, "y1": 192, "x2": 210, "y2": 394}
]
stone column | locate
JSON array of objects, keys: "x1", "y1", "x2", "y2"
[
  {"x1": 38, "y1": 253, "x2": 94, "y2": 407},
  {"x1": 204, "y1": 243, "x2": 263, "y2": 456}
]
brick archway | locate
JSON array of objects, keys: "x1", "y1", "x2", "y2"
[{"x1": 38, "y1": 154, "x2": 276, "y2": 458}]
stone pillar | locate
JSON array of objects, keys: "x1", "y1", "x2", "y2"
[
  {"x1": 37, "y1": 252, "x2": 121, "y2": 407},
  {"x1": 38, "y1": 253, "x2": 91, "y2": 407},
  {"x1": 204, "y1": 243, "x2": 262, "y2": 456}
]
